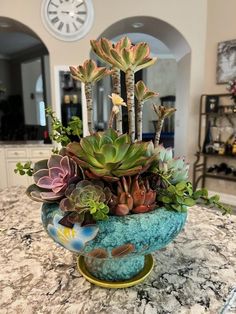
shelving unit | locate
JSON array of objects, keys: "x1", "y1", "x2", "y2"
[{"x1": 193, "y1": 93, "x2": 236, "y2": 190}]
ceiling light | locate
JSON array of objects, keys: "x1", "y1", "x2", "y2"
[{"x1": 132, "y1": 22, "x2": 144, "y2": 29}]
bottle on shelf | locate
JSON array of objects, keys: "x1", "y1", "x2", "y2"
[
  {"x1": 232, "y1": 134, "x2": 236, "y2": 156},
  {"x1": 203, "y1": 121, "x2": 214, "y2": 154},
  {"x1": 43, "y1": 130, "x2": 52, "y2": 144}
]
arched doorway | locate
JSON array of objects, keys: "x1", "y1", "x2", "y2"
[
  {"x1": 91, "y1": 16, "x2": 191, "y2": 156},
  {"x1": 0, "y1": 17, "x2": 51, "y2": 141}
]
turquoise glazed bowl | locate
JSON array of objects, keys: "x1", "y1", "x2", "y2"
[{"x1": 42, "y1": 203, "x2": 187, "y2": 282}]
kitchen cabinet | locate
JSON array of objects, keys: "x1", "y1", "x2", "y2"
[{"x1": 0, "y1": 143, "x2": 53, "y2": 188}]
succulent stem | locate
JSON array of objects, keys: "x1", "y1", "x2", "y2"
[
  {"x1": 125, "y1": 68, "x2": 135, "y2": 142},
  {"x1": 84, "y1": 82, "x2": 94, "y2": 134},
  {"x1": 154, "y1": 118, "x2": 164, "y2": 147},
  {"x1": 108, "y1": 110, "x2": 115, "y2": 128},
  {"x1": 111, "y1": 67, "x2": 122, "y2": 134},
  {"x1": 137, "y1": 100, "x2": 144, "y2": 141}
]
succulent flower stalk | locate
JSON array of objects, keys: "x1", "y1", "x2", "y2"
[
  {"x1": 135, "y1": 81, "x2": 159, "y2": 141},
  {"x1": 153, "y1": 105, "x2": 176, "y2": 147},
  {"x1": 108, "y1": 93, "x2": 126, "y2": 129},
  {"x1": 70, "y1": 60, "x2": 112, "y2": 134}
]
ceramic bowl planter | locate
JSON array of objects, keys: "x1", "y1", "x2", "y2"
[{"x1": 42, "y1": 203, "x2": 187, "y2": 287}]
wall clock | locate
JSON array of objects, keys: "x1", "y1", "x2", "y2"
[{"x1": 41, "y1": 0, "x2": 94, "y2": 41}]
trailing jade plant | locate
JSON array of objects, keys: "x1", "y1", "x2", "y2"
[{"x1": 16, "y1": 36, "x2": 231, "y2": 231}]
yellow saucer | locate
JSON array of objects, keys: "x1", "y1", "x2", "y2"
[{"x1": 77, "y1": 254, "x2": 154, "y2": 289}]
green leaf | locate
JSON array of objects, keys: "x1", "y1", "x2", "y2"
[
  {"x1": 162, "y1": 196, "x2": 171, "y2": 203},
  {"x1": 184, "y1": 198, "x2": 196, "y2": 206},
  {"x1": 176, "y1": 181, "x2": 186, "y2": 191},
  {"x1": 193, "y1": 190, "x2": 203, "y2": 199},
  {"x1": 171, "y1": 204, "x2": 182, "y2": 212}
]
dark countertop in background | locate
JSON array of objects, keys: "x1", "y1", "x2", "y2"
[{"x1": 0, "y1": 187, "x2": 235, "y2": 314}]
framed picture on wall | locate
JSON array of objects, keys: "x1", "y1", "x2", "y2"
[{"x1": 216, "y1": 39, "x2": 236, "y2": 84}]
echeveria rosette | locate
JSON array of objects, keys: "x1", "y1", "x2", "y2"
[
  {"x1": 113, "y1": 176, "x2": 156, "y2": 216},
  {"x1": 90, "y1": 37, "x2": 157, "y2": 73},
  {"x1": 60, "y1": 180, "x2": 110, "y2": 222},
  {"x1": 26, "y1": 154, "x2": 79, "y2": 203},
  {"x1": 66, "y1": 129, "x2": 156, "y2": 182},
  {"x1": 47, "y1": 213, "x2": 99, "y2": 253},
  {"x1": 151, "y1": 146, "x2": 189, "y2": 185}
]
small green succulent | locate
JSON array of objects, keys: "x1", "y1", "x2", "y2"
[
  {"x1": 60, "y1": 180, "x2": 110, "y2": 221},
  {"x1": 151, "y1": 146, "x2": 189, "y2": 184},
  {"x1": 67, "y1": 129, "x2": 156, "y2": 181}
]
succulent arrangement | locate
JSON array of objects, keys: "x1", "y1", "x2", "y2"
[{"x1": 17, "y1": 36, "x2": 231, "y2": 246}]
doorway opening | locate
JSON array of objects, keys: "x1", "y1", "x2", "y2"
[{"x1": 0, "y1": 17, "x2": 51, "y2": 141}]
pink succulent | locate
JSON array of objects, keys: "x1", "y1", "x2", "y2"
[{"x1": 33, "y1": 154, "x2": 78, "y2": 201}]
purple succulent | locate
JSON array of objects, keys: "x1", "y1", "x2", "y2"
[{"x1": 26, "y1": 154, "x2": 79, "y2": 202}]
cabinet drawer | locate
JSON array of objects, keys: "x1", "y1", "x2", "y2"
[
  {"x1": 6, "y1": 149, "x2": 27, "y2": 158},
  {"x1": 30, "y1": 148, "x2": 52, "y2": 158}
]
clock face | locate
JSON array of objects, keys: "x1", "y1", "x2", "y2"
[{"x1": 41, "y1": 0, "x2": 94, "y2": 41}]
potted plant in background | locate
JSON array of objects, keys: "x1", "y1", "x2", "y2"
[{"x1": 15, "y1": 37, "x2": 230, "y2": 288}]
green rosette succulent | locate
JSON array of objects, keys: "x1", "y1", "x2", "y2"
[
  {"x1": 66, "y1": 129, "x2": 156, "y2": 181},
  {"x1": 59, "y1": 180, "x2": 110, "y2": 222},
  {"x1": 151, "y1": 146, "x2": 189, "y2": 184}
]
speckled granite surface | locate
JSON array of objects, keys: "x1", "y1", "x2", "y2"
[{"x1": 0, "y1": 187, "x2": 235, "y2": 314}]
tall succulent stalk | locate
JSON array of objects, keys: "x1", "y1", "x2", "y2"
[
  {"x1": 111, "y1": 67, "x2": 122, "y2": 134},
  {"x1": 135, "y1": 80, "x2": 158, "y2": 141},
  {"x1": 70, "y1": 60, "x2": 111, "y2": 135},
  {"x1": 153, "y1": 105, "x2": 176, "y2": 147},
  {"x1": 84, "y1": 82, "x2": 93, "y2": 134},
  {"x1": 125, "y1": 69, "x2": 135, "y2": 142},
  {"x1": 90, "y1": 37, "x2": 156, "y2": 139},
  {"x1": 136, "y1": 99, "x2": 144, "y2": 141},
  {"x1": 154, "y1": 118, "x2": 164, "y2": 147}
]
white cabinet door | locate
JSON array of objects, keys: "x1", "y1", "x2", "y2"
[{"x1": 6, "y1": 160, "x2": 29, "y2": 187}]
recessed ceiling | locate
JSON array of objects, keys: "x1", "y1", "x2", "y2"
[
  {"x1": 0, "y1": 32, "x2": 41, "y2": 57},
  {"x1": 112, "y1": 33, "x2": 174, "y2": 58}
]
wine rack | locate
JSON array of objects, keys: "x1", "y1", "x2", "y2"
[{"x1": 193, "y1": 93, "x2": 236, "y2": 190}]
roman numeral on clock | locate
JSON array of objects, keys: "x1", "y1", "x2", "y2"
[
  {"x1": 51, "y1": 16, "x2": 59, "y2": 24},
  {"x1": 50, "y1": 2, "x2": 59, "y2": 8},
  {"x1": 73, "y1": 22, "x2": 78, "y2": 31},
  {"x1": 76, "y1": 17, "x2": 85, "y2": 24},
  {"x1": 58, "y1": 21, "x2": 64, "y2": 31}
]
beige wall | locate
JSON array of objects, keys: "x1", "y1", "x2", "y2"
[
  {"x1": 0, "y1": 0, "x2": 207, "y2": 159},
  {"x1": 205, "y1": 0, "x2": 236, "y2": 93}
]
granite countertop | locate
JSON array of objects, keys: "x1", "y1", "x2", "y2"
[{"x1": 0, "y1": 187, "x2": 235, "y2": 314}]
